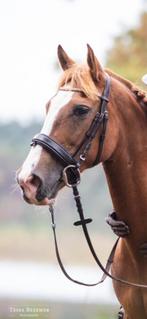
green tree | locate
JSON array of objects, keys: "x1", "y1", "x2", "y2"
[{"x1": 106, "y1": 12, "x2": 147, "y2": 85}]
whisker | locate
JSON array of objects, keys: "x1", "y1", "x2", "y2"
[{"x1": 10, "y1": 183, "x2": 20, "y2": 194}]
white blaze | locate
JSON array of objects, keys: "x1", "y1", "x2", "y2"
[
  {"x1": 18, "y1": 91, "x2": 73, "y2": 181},
  {"x1": 18, "y1": 144, "x2": 42, "y2": 182},
  {"x1": 41, "y1": 91, "x2": 73, "y2": 135}
]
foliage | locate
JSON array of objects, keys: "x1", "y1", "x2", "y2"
[{"x1": 106, "y1": 12, "x2": 147, "y2": 86}]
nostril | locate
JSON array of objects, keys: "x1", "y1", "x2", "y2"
[
  {"x1": 17, "y1": 172, "x2": 45, "y2": 202},
  {"x1": 18, "y1": 174, "x2": 42, "y2": 191},
  {"x1": 31, "y1": 174, "x2": 42, "y2": 189},
  {"x1": 31, "y1": 174, "x2": 46, "y2": 202}
]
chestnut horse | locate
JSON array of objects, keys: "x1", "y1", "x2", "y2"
[{"x1": 17, "y1": 45, "x2": 147, "y2": 319}]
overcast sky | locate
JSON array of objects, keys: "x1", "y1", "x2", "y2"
[{"x1": 0, "y1": 0, "x2": 145, "y2": 123}]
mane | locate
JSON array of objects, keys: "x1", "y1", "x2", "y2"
[
  {"x1": 58, "y1": 64, "x2": 147, "y2": 107},
  {"x1": 106, "y1": 69, "x2": 147, "y2": 107},
  {"x1": 58, "y1": 64, "x2": 99, "y2": 101}
]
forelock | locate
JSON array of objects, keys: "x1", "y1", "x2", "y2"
[{"x1": 58, "y1": 64, "x2": 99, "y2": 101}]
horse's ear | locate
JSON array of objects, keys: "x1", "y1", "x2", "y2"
[
  {"x1": 57, "y1": 45, "x2": 75, "y2": 70},
  {"x1": 87, "y1": 44, "x2": 103, "y2": 83}
]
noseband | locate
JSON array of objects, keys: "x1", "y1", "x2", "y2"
[{"x1": 31, "y1": 74, "x2": 147, "y2": 288}]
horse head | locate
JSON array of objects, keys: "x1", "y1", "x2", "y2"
[{"x1": 17, "y1": 45, "x2": 118, "y2": 205}]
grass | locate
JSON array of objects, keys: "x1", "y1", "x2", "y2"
[
  {"x1": 0, "y1": 224, "x2": 115, "y2": 264},
  {"x1": 0, "y1": 299, "x2": 118, "y2": 319}
]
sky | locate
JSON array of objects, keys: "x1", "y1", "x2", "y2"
[{"x1": 0, "y1": 0, "x2": 146, "y2": 123}]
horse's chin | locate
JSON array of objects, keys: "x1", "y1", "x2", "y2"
[
  {"x1": 37, "y1": 197, "x2": 55, "y2": 206},
  {"x1": 23, "y1": 193, "x2": 56, "y2": 206},
  {"x1": 22, "y1": 180, "x2": 64, "y2": 206}
]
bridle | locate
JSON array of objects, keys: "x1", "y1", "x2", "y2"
[
  {"x1": 31, "y1": 74, "x2": 147, "y2": 288},
  {"x1": 31, "y1": 74, "x2": 110, "y2": 187}
]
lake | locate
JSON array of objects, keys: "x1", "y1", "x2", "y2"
[{"x1": 0, "y1": 261, "x2": 118, "y2": 304}]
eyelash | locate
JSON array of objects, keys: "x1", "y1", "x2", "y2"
[{"x1": 73, "y1": 105, "x2": 90, "y2": 116}]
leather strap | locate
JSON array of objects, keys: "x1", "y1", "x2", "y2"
[
  {"x1": 92, "y1": 73, "x2": 110, "y2": 165},
  {"x1": 71, "y1": 185, "x2": 147, "y2": 288},
  {"x1": 49, "y1": 203, "x2": 118, "y2": 286},
  {"x1": 31, "y1": 134, "x2": 77, "y2": 167},
  {"x1": 73, "y1": 74, "x2": 110, "y2": 163},
  {"x1": 49, "y1": 186, "x2": 147, "y2": 288}
]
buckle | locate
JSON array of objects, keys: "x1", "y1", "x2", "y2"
[{"x1": 63, "y1": 165, "x2": 81, "y2": 188}]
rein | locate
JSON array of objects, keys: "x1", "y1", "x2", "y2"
[{"x1": 31, "y1": 74, "x2": 147, "y2": 288}]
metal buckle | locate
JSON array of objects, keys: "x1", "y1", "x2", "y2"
[
  {"x1": 63, "y1": 165, "x2": 81, "y2": 188},
  {"x1": 30, "y1": 134, "x2": 39, "y2": 147},
  {"x1": 80, "y1": 154, "x2": 86, "y2": 162}
]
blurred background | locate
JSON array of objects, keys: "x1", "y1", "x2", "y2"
[{"x1": 0, "y1": 0, "x2": 147, "y2": 318}]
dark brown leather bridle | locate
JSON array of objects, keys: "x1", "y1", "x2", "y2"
[{"x1": 31, "y1": 74, "x2": 147, "y2": 288}]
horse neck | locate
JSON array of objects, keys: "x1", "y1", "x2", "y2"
[{"x1": 103, "y1": 78, "x2": 147, "y2": 244}]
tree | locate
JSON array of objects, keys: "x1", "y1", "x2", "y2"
[{"x1": 106, "y1": 12, "x2": 147, "y2": 86}]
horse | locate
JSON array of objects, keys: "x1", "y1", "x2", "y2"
[{"x1": 17, "y1": 44, "x2": 147, "y2": 319}]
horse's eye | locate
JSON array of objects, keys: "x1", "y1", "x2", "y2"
[{"x1": 73, "y1": 105, "x2": 90, "y2": 116}]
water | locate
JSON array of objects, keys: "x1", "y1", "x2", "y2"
[{"x1": 0, "y1": 261, "x2": 118, "y2": 305}]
